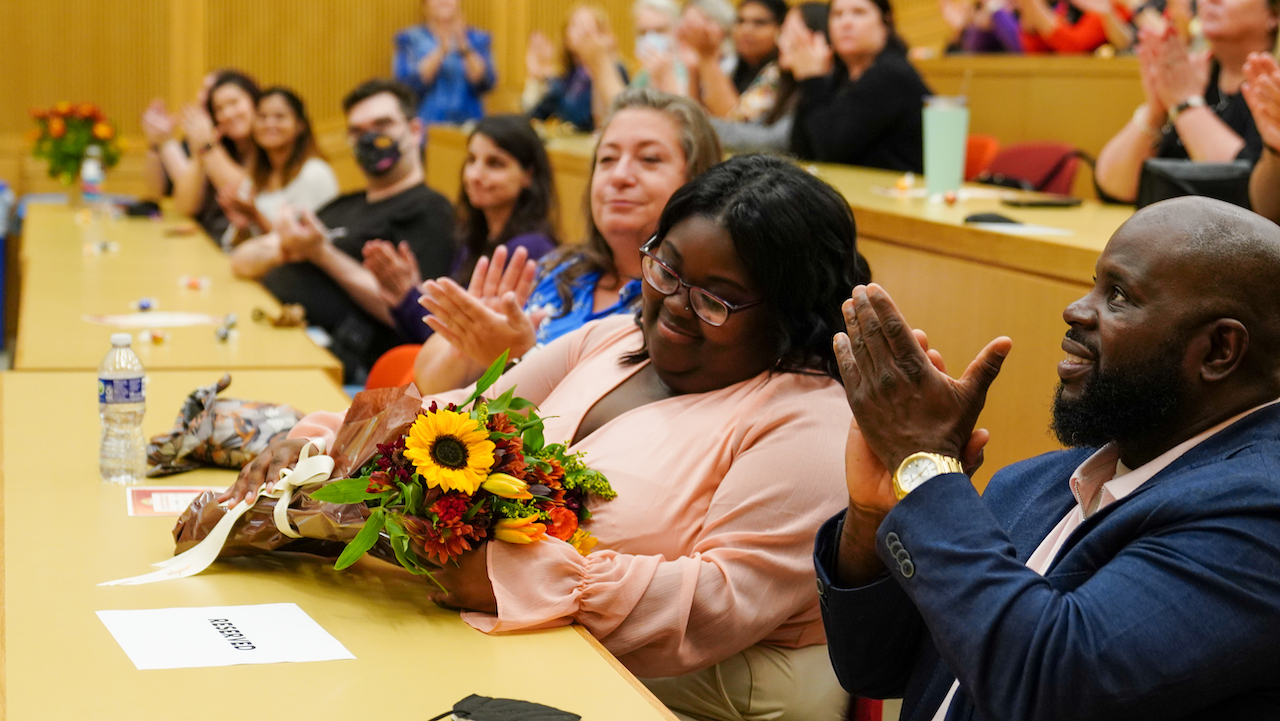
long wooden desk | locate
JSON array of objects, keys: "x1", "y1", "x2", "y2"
[
  {"x1": 12, "y1": 206, "x2": 342, "y2": 382},
  {"x1": 425, "y1": 126, "x2": 1135, "y2": 485},
  {"x1": 1, "y1": 369, "x2": 676, "y2": 720}
]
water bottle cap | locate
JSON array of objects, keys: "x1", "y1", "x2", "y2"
[{"x1": 110, "y1": 333, "x2": 133, "y2": 346}]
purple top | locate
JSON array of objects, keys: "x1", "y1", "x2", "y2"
[
  {"x1": 391, "y1": 231, "x2": 558, "y2": 344},
  {"x1": 958, "y1": 9, "x2": 1024, "y2": 53}
]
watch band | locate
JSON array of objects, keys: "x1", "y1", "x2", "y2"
[{"x1": 1168, "y1": 95, "x2": 1206, "y2": 124}]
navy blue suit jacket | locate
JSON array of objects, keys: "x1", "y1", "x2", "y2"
[{"x1": 815, "y1": 403, "x2": 1280, "y2": 721}]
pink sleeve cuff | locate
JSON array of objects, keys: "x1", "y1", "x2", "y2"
[
  {"x1": 287, "y1": 409, "x2": 348, "y2": 452},
  {"x1": 461, "y1": 538, "x2": 589, "y2": 633}
]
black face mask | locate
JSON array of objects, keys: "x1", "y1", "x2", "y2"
[{"x1": 354, "y1": 131, "x2": 403, "y2": 177}]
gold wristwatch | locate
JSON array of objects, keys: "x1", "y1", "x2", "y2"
[{"x1": 893, "y1": 452, "x2": 965, "y2": 499}]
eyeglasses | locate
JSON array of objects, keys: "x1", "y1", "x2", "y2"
[{"x1": 640, "y1": 236, "x2": 764, "y2": 327}]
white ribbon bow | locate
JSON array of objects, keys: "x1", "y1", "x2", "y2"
[{"x1": 99, "y1": 440, "x2": 335, "y2": 586}]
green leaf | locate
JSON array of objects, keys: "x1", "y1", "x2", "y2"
[
  {"x1": 311, "y1": 477, "x2": 383, "y2": 504},
  {"x1": 334, "y1": 509, "x2": 385, "y2": 570},
  {"x1": 486, "y1": 387, "x2": 517, "y2": 416},
  {"x1": 463, "y1": 350, "x2": 509, "y2": 407}
]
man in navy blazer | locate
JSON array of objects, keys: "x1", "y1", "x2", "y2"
[{"x1": 816, "y1": 196, "x2": 1280, "y2": 721}]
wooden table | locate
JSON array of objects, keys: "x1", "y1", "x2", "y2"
[
  {"x1": 0, "y1": 369, "x2": 675, "y2": 720},
  {"x1": 426, "y1": 126, "x2": 1137, "y2": 486},
  {"x1": 12, "y1": 206, "x2": 342, "y2": 383}
]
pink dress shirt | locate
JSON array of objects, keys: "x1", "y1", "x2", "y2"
[
  {"x1": 929, "y1": 397, "x2": 1280, "y2": 721},
  {"x1": 290, "y1": 315, "x2": 851, "y2": 677}
]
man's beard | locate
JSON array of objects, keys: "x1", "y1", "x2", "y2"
[{"x1": 1050, "y1": 339, "x2": 1186, "y2": 449}]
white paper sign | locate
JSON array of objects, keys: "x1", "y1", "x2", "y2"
[{"x1": 96, "y1": 603, "x2": 355, "y2": 670}]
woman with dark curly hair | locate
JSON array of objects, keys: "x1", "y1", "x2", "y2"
[{"x1": 235, "y1": 154, "x2": 870, "y2": 720}]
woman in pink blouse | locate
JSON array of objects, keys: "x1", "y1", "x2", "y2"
[{"x1": 228, "y1": 155, "x2": 868, "y2": 721}]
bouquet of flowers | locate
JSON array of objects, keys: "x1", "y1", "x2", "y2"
[
  {"x1": 28, "y1": 101, "x2": 122, "y2": 184},
  {"x1": 308, "y1": 353, "x2": 615, "y2": 589}
]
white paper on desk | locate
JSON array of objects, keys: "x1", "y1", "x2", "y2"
[
  {"x1": 96, "y1": 603, "x2": 355, "y2": 670},
  {"x1": 83, "y1": 311, "x2": 221, "y2": 328},
  {"x1": 967, "y1": 222, "x2": 1074, "y2": 237}
]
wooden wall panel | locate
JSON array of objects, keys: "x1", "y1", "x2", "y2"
[
  {"x1": 205, "y1": 0, "x2": 419, "y2": 128},
  {"x1": 1, "y1": 0, "x2": 170, "y2": 137}
]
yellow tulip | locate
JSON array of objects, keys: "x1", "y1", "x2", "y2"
[
  {"x1": 494, "y1": 514, "x2": 548, "y2": 544},
  {"x1": 481, "y1": 472, "x2": 533, "y2": 499}
]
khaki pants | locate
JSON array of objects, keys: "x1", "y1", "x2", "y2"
[{"x1": 641, "y1": 644, "x2": 848, "y2": 721}]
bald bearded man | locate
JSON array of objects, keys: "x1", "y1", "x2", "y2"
[{"x1": 817, "y1": 197, "x2": 1280, "y2": 721}]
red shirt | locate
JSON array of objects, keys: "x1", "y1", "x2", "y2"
[{"x1": 1021, "y1": 1, "x2": 1132, "y2": 53}]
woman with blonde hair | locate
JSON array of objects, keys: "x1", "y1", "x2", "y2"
[{"x1": 414, "y1": 87, "x2": 722, "y2": 395}]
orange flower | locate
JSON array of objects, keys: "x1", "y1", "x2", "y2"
[
  {"x1": 92, "y1": 122, "x2": 114, "y2": 140},
  {"x1": 78, "y1": 103, "x2": 100, "y2": 120},
  {"x1": 544, "y1": 506, "x2": 579, "y2": 541},
  {"x1": 53, "y1": 101, "x2": 71, "y2": 116},
  {"x1": 28, "y1": 107, "x2": 47, "y2": 120},
  {"x1": 402, "y1": 513, "x2": 485, "y2": 565},
  {"x1": 47, "y1": 117, "x2": 66, "y2": 138}
]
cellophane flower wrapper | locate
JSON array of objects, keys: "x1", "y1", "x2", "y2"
[
  {"x1": 171, "y1": 384, "x2": 424, "y2": 558},
  {"x1": 147, "y1": 373, "x2": 305, "y2": 477}
]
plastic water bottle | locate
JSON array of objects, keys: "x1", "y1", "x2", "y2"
[
  {"x1": 81, "y1": 145, "x2": 105, "y2": 205},
  {"x1": 0, "y1": 180, "x2": 13, "y2": 239},
  {"x1": 99, "y1": 333, "x2": 146, "y2": 484}
]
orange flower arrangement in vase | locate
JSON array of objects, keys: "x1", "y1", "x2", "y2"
[{"x1": 28, "y1": 102, "x2": 122, "y2": 186}]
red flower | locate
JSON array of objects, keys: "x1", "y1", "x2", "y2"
[
  {"x1": 544, "y1": 506, "x2": 579, "y2": 541},
  {"x1": 430, "y1": 493, "x2": 470, "y2": 523},
  {"x1": 28, "y1": 107, "x2": 47, "y2": 120},
  {"x1": 366, "y1": 470, "x2": 394, "y2": 493},
  {"x1": 78, "y1": 103, "x2": 100, "y2": 120},
  {"x1": 47, "y1": 117, "x2": 66, "y2": 139}
]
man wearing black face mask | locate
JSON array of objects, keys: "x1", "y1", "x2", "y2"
[
  {"x1": 230, "y1": 78, "x2": 454, "y2": 384},
  {"x1": 816, "y1": 197, "x2": 1280, "y2": 720}
]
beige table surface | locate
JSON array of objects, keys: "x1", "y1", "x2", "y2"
[
  {"x1": 1, "y1": 370, "x2": 675, "y2": 720},
  {"x1": 13, "y1": 206, "x2": 342, "y2": 382}
]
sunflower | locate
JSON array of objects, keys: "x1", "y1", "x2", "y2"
[{"x1": 403, "y1": 409, "x2": 496, "y2": 494}]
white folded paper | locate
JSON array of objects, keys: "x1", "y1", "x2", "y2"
[{"x1": 96, "y1": 603, "x2": 355, "y2": 670}]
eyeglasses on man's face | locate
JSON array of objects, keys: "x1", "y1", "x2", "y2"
[{"x1": 640, "y1": 236, "x2": 764, "y2": 327}]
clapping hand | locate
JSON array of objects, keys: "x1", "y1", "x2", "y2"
[
  {"x1": 566, "y1": 10, "x2": 613, "y2": 69},
  {"x1": 676, "y1": 7, "x2": 726, "y2": 62},
  {"x1": 180, "y1": 104, "x2": 217, "y2": 150},
  {"x1": 141, "y1": 98, "x2": 175, "y2": 146},
  {"x1": 362, "y1": 239, "x2": 423, "y2": 307},
  {"x1": 418, "y1": 245, "x2": 542, "y2": 367},
  {"x1": 1136, "y1": 25, "x2": 1208, "y2": 118},
  {"x1": 1243, "y1": 51, "x2": 1280, "y2": 151},
  {"x1": 940, "y1": 0, "x2": 977, "y2": 34},
  {"x1": 835, "y1": 285, "x2": 1009, "y2": 516},
  {"x1": 781, "y1": 13, "x2": 832, "y2": 80},
  {"x1": 526, "y1": 31, "x2": 558, "y2": 81},
  {"x1": 1068, "y1": 0, "x2": 1115, "y2": 17},
  {"x1": 216, "y1": 185, "x2": 260, "y2": 232},
  {"x1": 276, "y1": 205, "x2": 329, "y2": 263}
]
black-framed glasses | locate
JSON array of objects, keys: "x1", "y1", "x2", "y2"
[{"x1": 640, "y1": 236, "x2": 764, "y2": 327}]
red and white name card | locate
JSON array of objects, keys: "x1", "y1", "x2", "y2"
[{"x1": 126, "y1": 486, "x2": 225, "y2": 517}]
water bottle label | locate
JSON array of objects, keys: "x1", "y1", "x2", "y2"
[{"x1": 99, "y1": 377, "x2": 144, "y2": 404}]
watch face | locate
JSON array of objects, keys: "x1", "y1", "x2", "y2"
[{"x1": 899, "y1": 457, "x2": 940, "y2": 494}]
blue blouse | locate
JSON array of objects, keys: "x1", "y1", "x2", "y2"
[
  {"x1": 526, "y1": 257, "x2": 642, "y2": 346},
  {"x1": 393, "y1": 25, "x2": 496, "y2": 125},
  {"x1": 528, "y1": 64, "x2": 629, "y2": 133}
]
